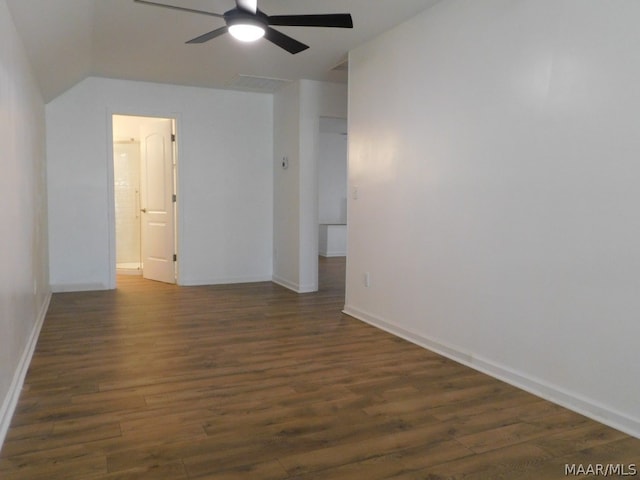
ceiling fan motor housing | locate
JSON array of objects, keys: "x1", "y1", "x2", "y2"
[{"x1": 224, "y1": 8, "x2": 268, "y2": 30}]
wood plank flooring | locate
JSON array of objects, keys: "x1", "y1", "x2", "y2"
[{"x1": 1, "y1": 257, "x2": 638, "y2": 479}]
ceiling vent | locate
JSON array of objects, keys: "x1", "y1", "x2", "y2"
[
  {"x1": 331, "y1": 58, "x2": 348, "y2": 72},
  {"x1": 226, "y1": 74, "x2": 292, "y2": 93}
]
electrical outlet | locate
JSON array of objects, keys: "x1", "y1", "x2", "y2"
[{"x1": 364, "y1": 272, "x2": 371, "y2": 288}]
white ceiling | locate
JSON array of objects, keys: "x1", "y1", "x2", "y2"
[{"x1": 6, "y1": 0, "x2": 442, "y2": 102}]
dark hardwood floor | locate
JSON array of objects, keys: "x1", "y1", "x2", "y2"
[{"x1": 1, "y1": 257, "x2": 638, "y2": 479}]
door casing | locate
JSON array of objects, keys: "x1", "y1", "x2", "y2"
[{"x1": 108, "y1": 112, "x2": 180, "y2": 288}]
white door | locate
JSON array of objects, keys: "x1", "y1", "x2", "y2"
[{"x1": 140, "y1": 118, "x2": 176, "y2": 284}]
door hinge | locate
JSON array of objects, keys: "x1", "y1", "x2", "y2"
[
  {"x1": 172, "y1": 194, "x2": 177, "y2": 203},
  {"x1": 173, "y1": 254, "x2": 177, "y2": 262},
  {"x1": 171, "y1": 133, "x2": 176, "y2": 142}
]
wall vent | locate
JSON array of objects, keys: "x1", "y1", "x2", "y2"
[
  {"x1": 226, "y1": 75, "x2": 292, "y2": 93},
  {"x1": 331, "y1": 58, "x2": 349, "y2": 72}
]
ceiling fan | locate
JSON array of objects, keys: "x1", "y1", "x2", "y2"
[{"x1": 134, "y1": 0, "x2": 353, "y2": 54}]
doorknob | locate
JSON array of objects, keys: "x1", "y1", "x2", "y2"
[{"x1": 141, "y1": 208, "x2": 147, "y2": 213}]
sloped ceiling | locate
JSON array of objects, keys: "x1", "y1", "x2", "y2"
[{"x1": 6, "y1": 0, "x2": 441, "y2": 102}]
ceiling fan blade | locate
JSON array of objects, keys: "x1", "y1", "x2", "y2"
[
  {"x1": 236, "y1": 0, "x2": 257, "y2": 14},
  {"x1": 134, "y1": 0, "x2": 224, "y2": 18},
  {"x1": 264, "y1": 27, "x2": 309, "y2": 54},
  {"x1": 268, "y1": 13, "x2": 353, "y2": 29},
  {"x1": 186, "y1": 26, "x2": 229, "y2": 44}
]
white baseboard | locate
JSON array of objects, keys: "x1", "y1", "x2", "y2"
[
  {"x1": 179, "y1": 274, "x2": 273, "y2": 287},
  {"x1": 272, "y1": 275, "x2": 317, "y2": 294},
  {"x1": 0, "y1": 292, "x2": 51, "y2": 451},
  {"x1": 319, "y1": 251, "x2": 347, "y2": 258},
  {"x1": 50, "y1": 282, "x2": 107, "y2": 292},
  {"x1": 343, "y1": 304, "x2": 640, "y2": 440}
]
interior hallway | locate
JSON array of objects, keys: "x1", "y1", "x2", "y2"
[{"x1": 0, "y1": 257, "x2": 638, "y2": 479}]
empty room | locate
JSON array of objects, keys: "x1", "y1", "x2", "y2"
[{"x1": 1, "y1": 0, "x2": 639, "y2": 478}]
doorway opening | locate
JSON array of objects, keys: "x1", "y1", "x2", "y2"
[
  {"x1": 317, "y1": 116, "x2": 348, "y2": 289},
  {"x1": 112, "y1": 114, "x2": 177, "y2": 285}
]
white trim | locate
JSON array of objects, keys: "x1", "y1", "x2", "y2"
[
  {"x1": 319, "y1": 251, "x2": 347, "y2": 258},
  {"x1": 50, "y1": 282, "x2": 107, "y2": 293},
  {"x1": 0, "y1": 293, "x2": 51, "y2": 451},
  {"x1": 271, "y1": 275, "x2": 298, "y2": 292},
  {"x1": 343, "y1": 304, "x2": 640, "y2": 440},
  {"x1": 107, "y1": 109, "x2": 183, "y2": 289},
  {"x1": 272, "y1": 275, "x2": 317, "y2": 293},
  {"x1": 179, "y1": 275, "x2": 273, "y2": 287}
]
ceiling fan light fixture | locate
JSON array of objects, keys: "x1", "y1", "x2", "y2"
[
  {"x1": 226, "y1": 11, "x2": 266, "y2": 42},
  {"x1": 228, "y1": 23, "x2": 265, "y2": 42}
]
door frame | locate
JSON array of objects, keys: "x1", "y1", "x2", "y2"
[{"x1": 107, "y1": 109, "x2": 181, "y2": 289}]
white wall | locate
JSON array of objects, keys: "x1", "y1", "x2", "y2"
[
  {"x1": 47, "y1": 77, "x2": 273, "y2": 290},
  {"x1": 113, "y1": 142, "x2": 141, "y2": 266},
  {"x1": 318, "y1": 117, "x2": 348, "y2": 225},
  {"x1": 346, "y1": 0, "x2": 640, "y2": 437},
  {"x1": 0, "y1": 0, "x2": 50, "y2": 447},
  {"x1": 273, "y1": 80, "x2": 347, "y2": 292},
  {"x1": 319, "y1": 224, "x2": 347, "y2": 258},
  {"x1": 273, "y1": 82, "x2": 302, "y2": 291}
]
